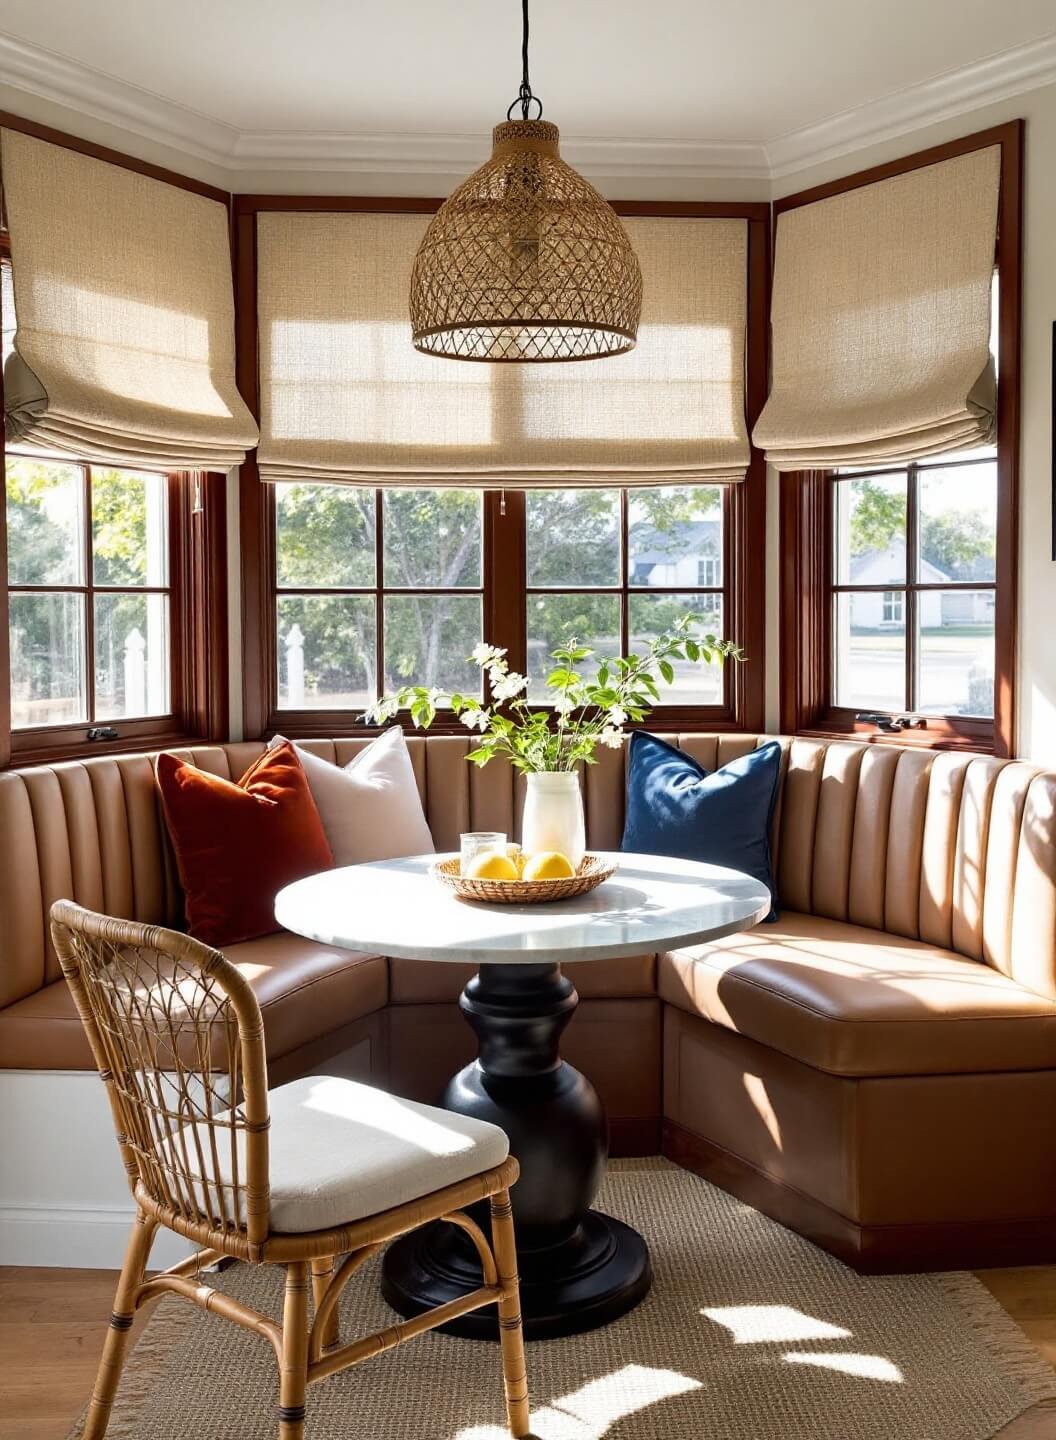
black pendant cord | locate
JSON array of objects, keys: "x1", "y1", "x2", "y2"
[{"x1": 507, "y1": 0, "x2": 543, "y2": 121}]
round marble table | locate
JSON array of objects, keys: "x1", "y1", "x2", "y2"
[{"x1": 276, "y1": 851, "x2": 770, "y2": 1339}]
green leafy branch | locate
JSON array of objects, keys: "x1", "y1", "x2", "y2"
[{"x1": 363, "y1": 617, "x2": 743, "y2": 772}]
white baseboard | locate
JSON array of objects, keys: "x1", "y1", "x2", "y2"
[
  {"x1": 0, "y1": 1202, "x2": 194, "y2": 1268},
  {"x1": 0, "y1": 1043, "x2": 374, "y2": 1268},
  {"x1": 0, "y1": 1068, "x2": 195, "y2": 1268}
]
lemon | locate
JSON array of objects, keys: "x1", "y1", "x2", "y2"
[
  {"x1": 522, "y1": 851, "x2": 576, "y2": 881},
  {"x1": 506, "y1": 843, "x2": 527, "y2": 877},
  {"x1": 466, "y1": 851, "x2": 519, "y2": 881}
]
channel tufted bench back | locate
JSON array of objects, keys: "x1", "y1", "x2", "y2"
[
  {"x1": 775, "y1": 741, "x2": 1056, "y2": 998},
  {"x1": 2, "y1": 733, "x2": 1056, "y2": 1018}
]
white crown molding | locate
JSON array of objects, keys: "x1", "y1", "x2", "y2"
[
  {"x1": 0, "y1": 33, "x2": 768, "y2": 181},
  {"x1": 230, "y1": 128, "x2": 771, "y2": 180},
  {"x1": 1, "y1": 28, "x2": 1055, "y2": 188},
  {"x1": 0, "y1": 32, "x2": 239, "y2": 168},
  {"x1": 766, "y1": 33, "x2": 1056, "y2": 178}
]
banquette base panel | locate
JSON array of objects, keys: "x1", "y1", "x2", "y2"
[{"x1": 662, "y1": 1007, "x2": 1056, "y2": 1274}]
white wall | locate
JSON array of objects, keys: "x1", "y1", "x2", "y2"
[{"x1": 768, "y1": 83, "x2": 1056, "y2": 761}]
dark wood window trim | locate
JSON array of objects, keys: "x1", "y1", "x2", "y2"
[
  {"x1": 0, "y1": 112, "x2": 232, "y2": 768},
  {"x1": 234, "y1": 195, "x2": 770, "y2": 740},
  {"x1": 778, "y1": 120, "x2": 1022, "y2": 757},
  {"x1": 2, "y1": 466, "x2": 229, "y2": 768}
]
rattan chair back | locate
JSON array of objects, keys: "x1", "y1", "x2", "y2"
[{"x1": 50, "y1": 901, "x2": 271, "y2": 1247}]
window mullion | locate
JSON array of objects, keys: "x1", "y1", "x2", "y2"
[
  {"x1": 619, "y1": 488, "x2": 629, "y2": 657},
  {"x1": 84, "y1": 464, "x2": 95, "y2": 722},
  {"x1": 374, "y1": 488, "x2": 384, "y2": 702},
  {"x1": 905, "y1": 463, "x2": 918, "y2": 712}
]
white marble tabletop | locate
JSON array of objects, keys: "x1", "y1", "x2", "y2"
[{"x1": 275, "y1": 851, "x2": 771, "y2": 966}]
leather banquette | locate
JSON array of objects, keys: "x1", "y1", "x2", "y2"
[{"x1": 2, "y1": 732, "x2": 1055, "y2": 1271}]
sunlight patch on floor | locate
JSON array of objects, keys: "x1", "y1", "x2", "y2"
[
  {"x1": 785, "y1": 1351, "x2": 904, "y2": 1383},
  {"x1": 453, "y1": 1363, "x2": 703, "y2": 1439},
  {"x1": 701, "y1": 1303, "x2": 853, "y2": 1344}
]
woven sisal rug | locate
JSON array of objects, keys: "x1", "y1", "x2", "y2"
[{"x1": 68, "y1": 1159, "x2": 1056, "y2": 1440}]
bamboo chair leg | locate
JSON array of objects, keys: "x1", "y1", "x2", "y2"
[
  {"x1": 310, "y1": 1255, "x2": 340, "y2": 1353},
  {"x1": 278, "y1": 1263, "x2": 310, "y2": 1439},
  {"x1": 490, "y1": 1189, "x2": 530, "y2": 1439},
  {"x1": 82, "y1": 1209, "x2": 158, "y2": 1440}
]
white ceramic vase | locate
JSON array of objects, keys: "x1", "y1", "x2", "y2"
[{"x1": 521, "y1": 771, "x2": 586, "y2": 866}]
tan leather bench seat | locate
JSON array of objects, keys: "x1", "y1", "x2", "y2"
[
  {"x1": 660, "y1": 911, "x2": 1056, "y2": 1079},
  {"x1": 0, "y1": 935, "x2": 387, "y2": 1070},
  {"x1": 390, "y1": 951, "x2": 657, "y2": 1005}
]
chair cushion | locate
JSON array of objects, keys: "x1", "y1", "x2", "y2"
[
  {"x1": 156, "y1": 741, "x2": 334, "y2": 947},
  {"x1": 389, "y1": 951, "x2": 657, "y2": 1005},
  {"x1": 258, "y1": 1075, "x2": 508, "y2": 1233},
  {"x1": 659, "y1": 911, "x2": 1056, "y2": 1078},
  {"x1": 0, "y1": 935, "x2": 387, "y2": 1070}
]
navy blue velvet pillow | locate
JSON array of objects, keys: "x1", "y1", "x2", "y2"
[{"x1": 621, "y1": 732, "x2": 782, "y2": 921}]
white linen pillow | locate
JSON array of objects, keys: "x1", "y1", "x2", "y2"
[{"x1": 268, "y1": 727, "x2": 434, "y2": 865}]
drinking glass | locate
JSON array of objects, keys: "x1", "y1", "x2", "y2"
[{"x1": 460, "y1": 831, "x2": 507, "y2": 875}]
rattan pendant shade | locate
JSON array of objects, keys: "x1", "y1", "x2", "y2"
[{"x1": 410, "y1": 120, "x2": 642, "y2": 362}]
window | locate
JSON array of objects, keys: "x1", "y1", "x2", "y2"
[
  {"x1": 833, "y1": 456, "x2": 997, "y2": 718},
  {"x1": 5, "y1": 450, "x2": 171, "y2": 730},
  {"x1": 241, "y1": 195, "x2": 768, "y2": 738},
  {"x1": 778, "y1": 122, "x2": 1020, "y2": 755},
  {"x1": 268, "y1": 481, "x2": 741, "y2": 722},
  {"x1": 0, "y1": 130, "x2": 237, "y2": 768}
]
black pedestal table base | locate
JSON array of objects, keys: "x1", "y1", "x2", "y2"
[{"x1": 380, "y1": 961, "x2": 652, "y2": 1339}]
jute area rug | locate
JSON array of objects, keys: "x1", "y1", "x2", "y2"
[{"x1": 69, "y1": 1159, "x2": 1056, "y2": 1440}]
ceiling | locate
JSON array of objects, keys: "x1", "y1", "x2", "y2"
[{"x1": 1, "y1": 0, "x2": 1055, "y2": 181}]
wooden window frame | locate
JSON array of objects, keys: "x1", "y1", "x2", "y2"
[
  {"x1": 778, "y1": 121, "x2": 1022, "y2": 756},
  {"x1": 0, "y1": 111, "x2": 231, "y2": 768},
  {"x1": 235, "y1": 196, "x2": 770, "y2": 739}
]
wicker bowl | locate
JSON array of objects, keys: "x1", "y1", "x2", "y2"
[{"x1": 432, "y1": 853, "x2": 617, "y2": 905}]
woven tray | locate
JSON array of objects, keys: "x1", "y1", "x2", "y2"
[{"x1": 432, "y1": 853, "x2": 617, "y2": 905}]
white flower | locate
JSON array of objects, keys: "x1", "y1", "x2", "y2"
[
  {"x1": 461, "y1": 707, "x2": 491, "y2": 732},
  {"x1": 491, "y1": 670, "x2": 528, "y2": 703},
  {"x1": 598, "y1": 726, "x2": 626, "y2": 750},
  {"x1": 471, "y1": 642, "x2": 506, "y2": 667},
  {"x1": 553, "y1": 693, "x2": 577, "y2": 716},
  {"x1": 607, "y1": 705, "x2": 628, "y2": 726}
]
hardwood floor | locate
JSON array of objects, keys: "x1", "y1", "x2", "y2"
[{"x1": 1, "y1": 1264, "x2": 1055, "y2": 1439}]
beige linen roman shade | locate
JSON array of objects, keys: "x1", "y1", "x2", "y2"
[
  {"x1": 256, "y1": 210, "x2": 749, "y2": 486},
  {"x1": 753, "y1": 146, "x2": 1000, "y2": 471},
  {"x1": 1, "y1": 129, "x2": 258, "y2": 470}
]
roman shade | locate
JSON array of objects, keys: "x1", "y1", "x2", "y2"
[
  {"x1": 256, "y1": 210, "x2": 750, "y2": 486},
  {"x1": 753, "y1": 146, "x2": 1000, "y2": 471},
  {"x1": 1, "y1": 129, "x2": 258, "y2": 471}
]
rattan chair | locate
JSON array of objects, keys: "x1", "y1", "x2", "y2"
[{"x1": 50, "y1": 900, "x2": 529, "y2": 1440}]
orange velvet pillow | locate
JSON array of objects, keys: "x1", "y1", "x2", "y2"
[{"x1": 157, "y1": 742, "x2": 334, "y2": 947}]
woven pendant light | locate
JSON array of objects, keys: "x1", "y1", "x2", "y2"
[{"x1": 410, "y1": 1, "x2": 642, "y2": 363}]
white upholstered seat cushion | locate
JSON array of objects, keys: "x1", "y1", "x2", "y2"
[
  {"x1": 265, "y1": 1076, "x2": 509, "y2": 1233},
  {"x1": 174, "y1": 1075, "x2": 509, "y2": 1235}
]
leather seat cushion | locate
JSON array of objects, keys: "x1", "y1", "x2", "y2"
[
  {"x1": 175, "y1": 1074, "x2": 510, "y2": 1233},
  {"x1": 659, "y1": 912, "x2": 1056, "y2": 1078},
  {"x1": 0, "y1": 934, "x2": 388, "y2": 1070},
  {"x1": 389, "y1": 951, "x2": 657, "y2": 1004}
]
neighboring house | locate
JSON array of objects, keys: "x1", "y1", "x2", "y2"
[
  {"x1": 848, "y1": 538, "x2": 994, "y2": 629},
  {"x1": 629, "y1": 520, "x2": 722, "y2": 588}
]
